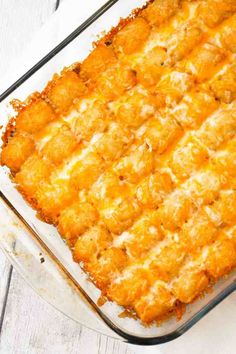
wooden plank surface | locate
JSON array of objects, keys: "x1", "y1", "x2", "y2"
[
  {"x1": 0, "y1": 254, "x2": 12, "y2": 334},
  {"x1": 0, "y1": 264, "x2": 134, "y2": 354},
  {"x1": 0, "y1": 0, "x2": 57, "y2": 76},
  {"x1": 0, "y1": 1, "x2": 135, "y2": 353}
]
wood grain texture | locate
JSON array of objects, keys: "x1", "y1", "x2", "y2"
[
  {"x1": 0, "y1": 0, "x2": 56, "y2": 76},
  {"x1": 0, "y1": 252, "x2": 12, "y2": 334},
  {"x1": 0, "y1": 268, "x2": 135, "y2": 354},
  {"x1": 0, "y1": 253, "x2": 11, "y2": 309}
]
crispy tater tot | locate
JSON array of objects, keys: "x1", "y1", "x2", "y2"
[{"x1": 1, "y1": 134, "x2": 34, "y2": 172}]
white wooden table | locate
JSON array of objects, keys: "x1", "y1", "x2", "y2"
[{"x1": 1, "y1": 2, "x2": 236, "y2": 354}]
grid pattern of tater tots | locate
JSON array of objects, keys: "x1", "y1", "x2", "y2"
[{"x1": 1, "y1": 0, "x2": 236, "y2": 324}]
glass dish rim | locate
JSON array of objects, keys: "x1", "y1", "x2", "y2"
[{"x1": 0, "y1": 0, "x2": 235, "y2": 345}]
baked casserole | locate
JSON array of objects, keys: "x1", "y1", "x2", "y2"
[{"x1": 1, "y1": 0, "x2": 236, "y2": 324}]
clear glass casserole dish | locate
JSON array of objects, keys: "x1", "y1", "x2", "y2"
[{"x1": 0, "y1": 0, "x2": 235, "y2": 345}]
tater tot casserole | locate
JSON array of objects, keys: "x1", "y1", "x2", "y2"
[{"x1": 1, "y1": 0, "x2": 236, "y2": 324}]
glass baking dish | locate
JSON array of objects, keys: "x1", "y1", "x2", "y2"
[{"x1": 0, "y1": 0, "x2": 235, "y2": 345}]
